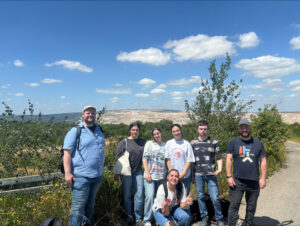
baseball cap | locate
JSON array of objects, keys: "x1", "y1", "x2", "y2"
[
  {"x1": 82, "y1": 105, "x2": 96, "y2": 112},
  {"x1": 238, "y1": 118, "x2": 250, "y2": 126}
]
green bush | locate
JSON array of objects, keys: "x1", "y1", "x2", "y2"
[{"x1": 287, "y1": 123, "x2": 300, "y2": 142}]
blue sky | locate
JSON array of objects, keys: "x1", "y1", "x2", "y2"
[{"x1": 1, "y1": 1, "x2": 300, "y2": 114}]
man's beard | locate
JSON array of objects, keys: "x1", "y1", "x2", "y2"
[
  {"x1": 240, "y1": 131, "x2": 251, "y2": 138},
  {"x1": 83, "y1": 117, "x2": 95, "y2": 124}
]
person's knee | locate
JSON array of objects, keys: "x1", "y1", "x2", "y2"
[{"x1": 165, "y1": 220, "x2": 177, "y2": 226}]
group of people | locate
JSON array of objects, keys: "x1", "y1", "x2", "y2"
[{"x1": 63, "y1": 105, "x2": 267, "y2": 226}]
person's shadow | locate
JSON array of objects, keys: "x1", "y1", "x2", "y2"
[{"x1": 252, "y1": 216, "x2": 293, "y2": 226}]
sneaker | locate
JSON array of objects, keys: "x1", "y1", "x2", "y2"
[
  {"x1": 144, "y1": 222, "x2": 152, "y2": 226},
  {"x1": 217, "y1": 221, "x2": 226, "y2": 226},
  {"x1": 200, "y1": 217, "x2": 208, "y2": 226},
  {"x1": 135, "y1": 221, "x2": 144, "y2": 226}
]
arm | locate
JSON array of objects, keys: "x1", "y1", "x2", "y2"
[
  {"x1": 180, "y1": 162, "x2": 191, "y2": 180},
  {"x1": 166, "y1": 159, "x2": 172, "y2": 171},
  {"x1": 213, "y1": 159, "x2": 223, "y2": 176},
  {"x1": 226, "y1": 153, "x2": 235, "y2": 187},
  {"x1": 143, "y1": 159, "x2": 152, "y2": 183},
  {"x1": 63, "y1": 149, "x2": 76, "y2": 185},
  {"x1": 161, "y1": 199, "x2": 170, "y2": 216},
  {"x1": 259, "y1": 156, "x2": 267, "y2": 189}
]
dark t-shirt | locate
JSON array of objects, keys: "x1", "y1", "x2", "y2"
[
  {"x1": 227, "y1": 137, "x2": 266, "y2": 181},
  {"x1": 116, "y1": 138, "x2": 146, "y2": 172}
]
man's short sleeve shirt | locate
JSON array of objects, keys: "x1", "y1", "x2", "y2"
[{"x1": 226, "y1": 137, "x2": 266, "y2": 181}]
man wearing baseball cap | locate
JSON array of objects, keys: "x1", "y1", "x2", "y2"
[
  {"x1": 226, "y1": 118, "x2": 267, "y2": 226},
  {"x1": 63, "y1": 106, "x2": 105, "y2": 225}
]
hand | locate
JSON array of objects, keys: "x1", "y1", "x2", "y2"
[
  {"x1": 179, "y1": 173, "x2": 185, "y2": 180},
  {"x1": 185, "y1": 194, "x2": 193, "y2": 206},
  {"x1": 213, "y1": 169, "x2": 221, "y2": 176},
  {"x1": 227, "y1": 177, "x2": 236, "y2": 188},
  {"x1": 162, "y1": 198, "x2": 169, "y2": 209},
  {"x1": 114, "y1": 174, "x2": 120, "y2": 182},
  {"x1": 65, "y1": 172, "x2": 75, "y2": 186},
  {"x1": 145, "y1": 172, "x2": 152, "y2": 183},
  {"x1": 259, "y1": 178, "x2": 266, "y2": 189}
]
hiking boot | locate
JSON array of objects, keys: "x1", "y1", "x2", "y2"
[
  {"x1": 199, "y1": 217, "x2": 208, "y2": 226},
  {"x1": 144, "y1": 222, "x2": 152, "y2": 226},
  {"x1": 217, "y1": 221, "x2": 226, "y2": 226}
]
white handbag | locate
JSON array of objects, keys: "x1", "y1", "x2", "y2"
[{"x1": 113, "y1": 139, "x2": 131, "y2": 176}]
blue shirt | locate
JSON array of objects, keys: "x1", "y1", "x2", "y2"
[{"x1": 63, "y1": 122, "x2": 105, "y2": 178}]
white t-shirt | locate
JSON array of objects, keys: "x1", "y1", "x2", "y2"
[
  {"x1": 165, "y1": 139, "x2": 195, "y2": 179},
  {"x1": 152, "y1": 182, "x2": 187, "y2": 211}
]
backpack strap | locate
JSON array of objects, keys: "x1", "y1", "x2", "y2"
[
  {"x1": 75, "y1": 126, "x2": 82, "y2": 152},
  {"x1": 163, "y1": 181, "x2": 168, "y2": 199}
]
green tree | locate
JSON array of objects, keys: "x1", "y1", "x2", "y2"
[{"x1": 185, "y1": 54, "x2": 254, "y2": 151}]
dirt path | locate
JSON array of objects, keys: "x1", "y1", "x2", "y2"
[{"x1": 237, "y1": 141, "x2": 300, "y2": 226}]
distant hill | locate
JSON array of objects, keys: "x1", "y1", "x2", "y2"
[{"x1": 2, "y1": 110, "x2": 300, "y2": 125}]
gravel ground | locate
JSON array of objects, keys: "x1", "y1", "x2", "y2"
[{"x1": 192, "y1": 141, "x2": 300, "y2": 226}]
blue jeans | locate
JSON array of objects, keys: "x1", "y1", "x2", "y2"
[
  {"x1": 153, "y1": 207, "x2": 191, "y2": 226},
  {"x1": 182, "y1": 175, "x2": 192, "y2": 196},
  {"x1": 69, "y1": 176, "x2": 103, "y2": 226},
  {"x1": 195, "y1": 175, "x2": 223, "y2": 222},
  {"x1": 143, "y1": 179, "x2": 163, "y2": 223},
  {"x1": 121, "y1": 169, "x2": 144, "y2": 222}
]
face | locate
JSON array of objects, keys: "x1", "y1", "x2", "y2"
[
  {"x1": 82, "y1": 109, "x2": 96, "y2": 124},
  {"x1": 197, "y1": 125, "x2": 208, "y2": 137},
  {"x1": 167, "y1": 170, "x2": 179, "y2": 186},
  {"x1": 238, "y1": 124, "x2": 251, "y2": 138},
  {"x1": 172, "y1": 126, "x2": 182, "y2": 141},
  {"x1": 152, "y1": 129, "x2": 162, "y2": 143},
  {"x1": 130, "y1": 126, "x2": 140, "y2": 139}
]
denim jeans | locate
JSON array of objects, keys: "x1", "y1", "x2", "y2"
[
  {"x1": 153, "y1": 207, "x2": 191, "y2": 226},
  {"x1": 228, "y1": 178, "x2": 260, "y2": 226},
  {"x1": 195, "y1": 175, "x2": 223, "y2": 222},
  {"x1": 182, "y1": 175, "x2": 192, "y2": 196},
  {"x1": 143, "y1": 179, "x2": 163, "y2": 223},
  {"x1": 121, "y1": 169, "x2": 144, "y2": 222},
  {"x1": 69, "y1": 176, "x2": 103, "y2": 226}
]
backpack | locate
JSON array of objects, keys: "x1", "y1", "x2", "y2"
[
  {"x1": 59, "y1": 124, "x2": 104, "y2": 174},
  {"x1": 59, "y1": 126, "x2": 82, "y2": 174}
]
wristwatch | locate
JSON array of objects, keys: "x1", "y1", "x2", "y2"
[{"x1": 227, "y1": 176, "x2": 232, "y2": 178}]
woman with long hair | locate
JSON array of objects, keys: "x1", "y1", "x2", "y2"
[
  {"x1": 114, "y1": 122, "x2": 146, "y2": 225},
  {"x1": 153, "y1": 169, "x2": 193, "y2": 226},
  {"x1": 143, "y1": 127, "x2": 166, "y2": 226}
]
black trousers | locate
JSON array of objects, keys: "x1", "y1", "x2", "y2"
[{"x1": 228, "y1": 178, "x2": 260, "y2": 226}]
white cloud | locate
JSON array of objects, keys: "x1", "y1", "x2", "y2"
[
  {"x1": 25, "y1": 83, "x2": 40, "y2": 87},
  {"x1": 170, "y1": 91, "x2": 184, "y2": 97},
  {"x1": 15, "y1": 93, "x2": 24, "y2": 97},
  {"x1": 167, "y1": 75, "x2": 202, "y2": 87},
  {"x1": 137, "y1": 78, "x2": 156, "y2": 89},
  {"x1": 41, "y1": 78, "x2": 62, "y2": 84},
  {"x1": 14, "y1": 59, "x2": 24, "y2": 67},
  {"x1": 114, "y1": 83, "x2": 123, "y2": 87},
  {"x1": 117, "y1": 47, "x2": 171, "y2": 66},
  {"x1": 272, "y1": 88, "x2": 284, "y2": 92},
  {"x1": 291, "y1": 86, "x2": 300, "y2": 92},
  {"x1": 157, "y1": 84, "x2": 166, "y2": 89},
  {"x1": 290, "y1": 36, "x2": 300, "y2": 50},
  {"x1": 96, "y1": 88, "x2": 131, "y2": 94},
  {"x1": 1, "y1": 84, "x2": 10, "y2": 89},
  {"x1": 238, "y1": 32, "x2": 260, "y2": 48},
  {"x1": 150, "y1": 88, "x2": 166, "y2": 94},
  {"x1": 135, "y1": 93, "x2": 150, "y2": 98},
  {"x1": 60, "y1": 96, "x2": 66, "y2": 99},
  {"x1": 45, "y1": 60, "x2": 93, "y2": 72},
  {"x1": 164, "y1": 34, "x2": 235, "y2": 61},
  {"x1": 235, "y1": 55, "x2": 300, "y2": 78},
  {"x1": 289, "y1": 79, "x2": 300, "y2": 87},
  {"x1": 244, "y1": 78, "x2": 283, "y2": 89},
  {"x1": 191, "y1": 86, "x2": 205, "y2": 94},
  {"x1": 111, "y1": 97, "x2": 120, "y2": 103}
]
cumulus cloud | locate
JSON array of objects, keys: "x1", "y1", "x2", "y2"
[
  {"x1": 164, "y1": 34, "x2": 235, "y2": 61},
  {"x1": 157, "y1": 84, "x2": 167, "y2": 89},
  {"x1": 15, "y1": 93, "x2": 24, "y2": 97},
  {"x1": 235, "y1": 55, "x2": 300, "y2": 78},
  {"x1": 1, "y1": 84, "x2": 11, "y2": 89},
  {"x1": 289, "y1": 79, "x2": 300, "y2": 87},
  {"x1": 111, "y1": 97, "x2": 120, "y2": 103},
  {"x1": 167, "y1": 75, "x2": 202, "y2": 87},
  {"x1": 45, "y1": 60, "x2": 93, "y2": 72},
  {"x1": 238, "y1": 32, "x2": 260, "y2": 48},
  {"x1": 137, "y1": 78, "x2": 156, "y2": 89},
  {"x1": 291, "y1": 86, "x2": 300, "y2": 92},
  {"x1": 60, "y1": 96, "x2": 66, "y2": 99},
  {"x1": 290, "y1": 36, "x2": 300, "y2": 50},
  {"x1": 14, "y1": 59, "x2": 24, "y2": 67},
  {"x1": 135, "y1": 93, "x2": 150, "y2": 98},
  {"x1": 96, "y1": 88, "x2": 131, "y2": 94},
  {"x1": 244, "y1": 78, "x2": 283, "y2": 90},
  {"x1": 25, "y1": 83, "x2": 40, "y2": 87},
  {"x1": 117, "y1": 47, "x2": 171, "y2": 66},
  {"x1": 114, "y1": 83, "x2": 123, "y2": 87},
  {"x1": 150, "y1": 88, "x2": 166, "y2": 94},
  {"x1": 41, "y1": 78, "x2": 62, "y2": 84}
]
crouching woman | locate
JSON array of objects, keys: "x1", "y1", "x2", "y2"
[{"x1": 153, "y1": 169, "x2": 193, "y2": 226}]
